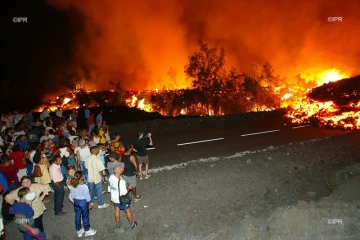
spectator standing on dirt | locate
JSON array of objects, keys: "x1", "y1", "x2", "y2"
[
  {"x1": 109, "y1": 165, "x2": 137, "y2": 229},
  {"x1": 70, "y1": 171, "x2": 96, "y2": 237},
  {"x1": 121, "y1": 144, "x2": 141, "y2": 202},
  {"x1": 85, "y1": 146, "x2": 108, "y2": 209},
  {"x1": 5, "y1": 176, "x2": 51, "y2": 232},
  {"x1": 132, "y1": 132, "x2": 153, "y2": 180},
  {"x1": 49, "y1": 156, "x2": 65, "y2": 215}
]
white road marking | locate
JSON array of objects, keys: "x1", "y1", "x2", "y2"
[
  {"x1": 177, "y1": 138, "x2": 224, "y2": 146},
  {"x1": 241, "y1": 129, "x2": 280, "y2": 137},
  {"x1": 134, "y1": 148, "x2": 155, "y2": 152},
  {"x1": 292, "y1": 125, "x2": 311, "y2": 129}
]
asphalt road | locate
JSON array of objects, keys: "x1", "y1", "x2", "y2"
[{"x1": 114, "y1": 115, "x2": 347, "y2": 169}]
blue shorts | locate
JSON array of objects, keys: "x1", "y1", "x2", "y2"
[{"x1": 113, "y1": 202, "x2": 130, "y2": 210}]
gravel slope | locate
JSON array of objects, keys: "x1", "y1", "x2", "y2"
[{"x1": 5, "y1": 131, "x2": 360, "y2": 240}]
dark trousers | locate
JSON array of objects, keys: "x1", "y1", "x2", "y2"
[
  {"x1": 34, "y1": 214, "x2": 44, "y2": 232},
  {"x1": 74, "y1": 199, "x2": 90, "y2": 231},
  {"x1": 23, "y1": 222, "x2": 47, "y2": 240},
  {"x1": 2, "y1": 194, "x2": 13, "y2": 222},
  {"x1": 51, "y1": 181, "x2": 65, "y2": 215}
]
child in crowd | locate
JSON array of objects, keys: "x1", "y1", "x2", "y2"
[
  {"x1": 70, "y1": 171, "x2": 96, "y2": 237},
  {"x1": 9, "y1": 187, "x2": 47, "y2": 240},
  {"x1": 67, "y1": 166, "x2": 76, "y2": 203},
  {"x1": 110, "y1": 133, "x2": 125, "y2": 157}
]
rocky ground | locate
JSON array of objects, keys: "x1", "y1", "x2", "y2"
[{"x1": 5, "y1": 119, "x2": 360, "y2": 239}]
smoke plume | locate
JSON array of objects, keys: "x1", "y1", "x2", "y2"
[{"x1": 47, "y1": 0, "x2": 360, "y2": 90}]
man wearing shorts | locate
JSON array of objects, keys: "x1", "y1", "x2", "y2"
[
  {"x1": 121, "y1": 144, "x2": 141, "y2": 202},
  {"x1": 109, "y1": 165, "x2": 137, "y2": 229},
  {"x1": 132, "y1": 132, "x2": 153, "y2": 180}
]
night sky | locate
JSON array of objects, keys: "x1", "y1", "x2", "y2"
[
  {"x1": 1, "y1": 0, "x2": 359, "y2": 112},
  {"x1": 1, "y1": 0, "x2": 79, "y2": 90}
]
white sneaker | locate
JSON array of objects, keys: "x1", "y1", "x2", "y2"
[
  {"x1": 85, "y1": 228, "x2": 97, "y2": 237},
  {"x1": 77, "y1": 228, "x2": 84, "y2": 237},
  {"x1": 98, "y1": 203, "x2": 109, "y2": 209}
]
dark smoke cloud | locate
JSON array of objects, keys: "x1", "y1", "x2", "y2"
[{"x1": 47, "y1": 0, "x2": 360, "y2": 90}]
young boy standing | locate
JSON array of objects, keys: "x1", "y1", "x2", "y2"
[{"x1": 9, "y1": 187, "x2": 47, "y2": 240}]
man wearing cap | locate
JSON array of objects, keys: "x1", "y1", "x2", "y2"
[{"x1": 121, "y1": 144, "x2": 141, "y2": 202}]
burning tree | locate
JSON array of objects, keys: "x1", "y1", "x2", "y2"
[
  {"x1": 184, "y1": 41, "x2": 280, "y2": 114},
  {"x1": 185, "y1": 40, "x2": 226, "y2": 114}
]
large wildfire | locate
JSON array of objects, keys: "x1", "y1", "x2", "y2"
[
  {"x1": 285, "y1": 69, "x2": 360, "y2": 130},
  {"x1": 35, "y1": 68, "x2": 360, "y2": 130}
]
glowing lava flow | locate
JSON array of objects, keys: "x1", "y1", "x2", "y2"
[{"x1": 285, "y1": 69, "x2": 360, "y2": 129}]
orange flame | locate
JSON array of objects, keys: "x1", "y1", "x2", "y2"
[{"x1": 285, "y1": 68, "x2": 360, "y2": 129}]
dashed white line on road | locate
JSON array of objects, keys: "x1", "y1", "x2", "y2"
[
  {"x1": 241, "y1": 129, "x2": 280, "y2": 137},
  {"x1": 177, "y1": 138, "x2": 224, "y2": 146},
  {"x1": 292, "y1": 125, "x2": 312, "y2": 129},
  {"x1": 147, "y1": 147, "x2": 156, "y2": 150}
]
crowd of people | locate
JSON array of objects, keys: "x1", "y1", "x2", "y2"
[{"x1": 0, "y1": 106, "x2": 154, "y2": 239}]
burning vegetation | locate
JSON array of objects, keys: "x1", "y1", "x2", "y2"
[
  {"x1": 34, "y1": 41, "x2": 358, "y2": 130},
  {"x1": 286, "y1": 75, "x2": 360, "y2": 130}
]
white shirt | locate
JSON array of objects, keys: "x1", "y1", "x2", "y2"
[
  {"x1": 78, "y1": 147, "x2": 91, "y2": 161},
  {"x1": 85, "y1": 155, "x2": 105, "y2": 184},
  {"x1": 39, "y1": 136, "x2": 49, "y2": 143},
  {"x1": 13, "y1": 131, "x2": 26, "y2": 140},
  {"x1": 109, "y1": 175, "x2": 127, "y2": 204},
  {"x1": 74, "y1": 146, "x2": 81, "y2": 154},
  {"x1": 68, "y1": 136, "x2": 78, "y2": 143},
  {"x1": 14, "y1": 114, "x2": 23, "y2": 125},
  {"x1": 30, "y1": 151, "x2": 36, "y2": 162},
  {"x1": 60, "y1": 147, "x2": 70, "y2": 158},
  {"x1": 46, "y1": 127, "x2": 55, "y2": 132},
  {"x1": 56, "y1": 110, "x2": 63, "y2": 118},
  {"x1": 93, "y1": 136, "x2": 100, "y2": 144},
  {"x1": 43, "y1": 110, "x2": 50, "y2": 118}
]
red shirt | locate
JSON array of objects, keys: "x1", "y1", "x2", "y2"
[
  {"x1": 57, "y1": 129, "x2": 64, "y2": 138},
  {"x1": 51, "y1": 146, "x2": 58, "y2": 153},
  {"x1": 0, "y1": 165, "x2": 18, "y2": 185},
  {"x1": 9, "y1": 151, "x2": 26, "y2": 170}
]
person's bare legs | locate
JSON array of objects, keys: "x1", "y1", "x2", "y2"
[
  {"x1": 145, "y1": 164, "x2": 149, "y2": 176},
  {"x1": 124, "y1": 209, "x2": 133, "y2": 223},
  {"x1": 114, "y1": 206, "x2": 120, "y2": 222},
  {"x1": 139, "y1": 163, "x2": 143, "y2": 179}
]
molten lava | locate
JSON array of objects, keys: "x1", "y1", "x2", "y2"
[{"x1": 285, "y1": 69, "x2": 360, "y2": 130}]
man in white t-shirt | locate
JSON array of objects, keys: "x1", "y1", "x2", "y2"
[
  {"x1": 109, "y1": 165, "x2": 137, "y2": 229},
  {"x1": 56, "y1": 108, "x2": 63, "y2": 118}
]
